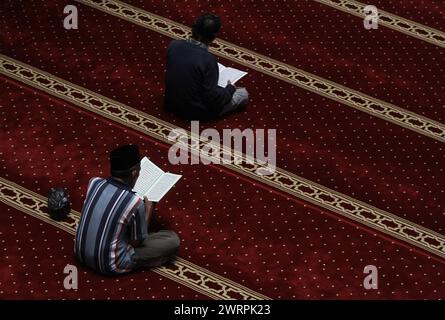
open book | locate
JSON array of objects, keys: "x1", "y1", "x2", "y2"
[
  {"x1": 132, "y1": 157, "x2": 182, "y2": 202},
  {"x1": 217, "y1": 63, "x2": 247, "y2": 87}
]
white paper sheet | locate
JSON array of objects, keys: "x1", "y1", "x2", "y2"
[
  {"x1": 217, "y1": 63, "x2": 247, "y2": 87},
  {"x1": 146, "y1": 172, "x2": 182, "y2": 202},
  {"x1": 133, "y1": 157, "x2": 181, "y2": 201},
  {"x1": 132, "y1": 157, "x2": 164, "y2": 196}
]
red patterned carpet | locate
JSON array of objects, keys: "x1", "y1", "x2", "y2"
[
  {"x1": 125, "y1": 0, "x2": 445, "y2": 121},
  {"x1": 0, "y1": 0, "x2": 444, "y2": 300},
  {"x1": 1, "y1": 0, "x2": 444, "y2": 234},
  {"x1": 0, "y1": 202, "x2": 208, "y2": 300}
]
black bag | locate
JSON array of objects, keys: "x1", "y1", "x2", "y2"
[{"x1": 48, "y1": 187, "x2": 71, "y2": 221}]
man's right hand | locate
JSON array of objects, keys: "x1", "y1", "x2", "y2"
[
  {"x1": 227, "y1": 80, "x2": 242, "y2": 90},
  {"x1": 143, "y1": 196, "x2": 156, "y2": 223}
]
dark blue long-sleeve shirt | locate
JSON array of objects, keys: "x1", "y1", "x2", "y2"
[{"x1": 164, "y1": 39, "x2": 235, "y2": 120}]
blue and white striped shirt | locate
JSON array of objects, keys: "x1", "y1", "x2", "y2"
[{"x1": 75, "y1": 177, "x2": 147, "y2": 275}]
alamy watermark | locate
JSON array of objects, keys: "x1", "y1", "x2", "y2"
[
  {"x1": 63, "y1": 5, "x2": 78, "y2": 30},
  {"x1": 167, "y1": 121, "x2": 277, "y2": 175},
  {"x1": 63, "y1": 264, "x2": 78, "y2": 290},
  {"x1": 363, "y1": 265, "x2": 378, "y2": 289},
  {"x1": 363, "y1": 5, "x2": 379, "y2": 30}
]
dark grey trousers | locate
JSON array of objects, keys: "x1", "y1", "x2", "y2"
[{"x1": 133, "y1": 230, "x2": 180, "y2": 268}]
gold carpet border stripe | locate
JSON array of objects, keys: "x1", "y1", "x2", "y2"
[
  {"x1": 314, "y1": 0, "x2": 445, "y2": 49},
  {"x1": 74, "y1": 0, "x2": 445, "y2": 143},
  {"x1": 0, "y1": 177, "x2": 269, "y2": 300},
  {"x1": 1, "y1": 55, "x2": 444, "y2": 261},
  {"x1": 0, "y1": 178, "x2": 80, "y2": 235}
]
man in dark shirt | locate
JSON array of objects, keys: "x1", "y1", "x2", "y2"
[{"x1": 164, "y1": 13, "x2": 249, "y2": 121}]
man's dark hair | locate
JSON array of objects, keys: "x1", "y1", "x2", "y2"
[
  {"x1": 192, "y1": 13, "x2": 221, "y2": 44},
  {"x1": 109, "y1": 144, "x2": 141, "y2": 180},
  {"x1": 111, "y1": 163, "x2": 140, "y2": 179}
]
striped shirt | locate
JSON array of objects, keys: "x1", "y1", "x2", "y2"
[{"x1": 74, "y1": 177, "x2": 147, "y2": 275}]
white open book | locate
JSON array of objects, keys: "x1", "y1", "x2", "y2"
[
  {"x1": 132, "y1": 157, "x2": 182, "y2": 202},
  {"x1": 217, "y1": 63, "x2": 247, "y2": 87}
]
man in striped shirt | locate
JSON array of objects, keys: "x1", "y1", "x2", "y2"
[{"x1": 75, "y1": 144, "x2": 180, "y2": 275}]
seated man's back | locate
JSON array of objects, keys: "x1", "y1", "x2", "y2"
[
  {"x1": 75, "y1": 145, "x2": 180, "y2": 276},
  {"x1": 164, "y1": 39, "x2": 235, "y2": 120},
  {"x1": 75, "y1": 177, "x2": 146, "y2": 275}
]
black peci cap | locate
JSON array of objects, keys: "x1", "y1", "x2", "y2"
[{"x1": 109, "y1": 144, "x2": 141, "y2": 171}]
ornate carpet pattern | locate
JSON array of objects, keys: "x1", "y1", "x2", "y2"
[
  {"x1": 0, "y1": 177, "x2": 270, "y2": 300},
  {"x1": 313, "y1": 0, "x2": 445, "y2": 48},
  {"x1": 3, "y1": 0, "x2": 444, "y2": 236},
  {"x1": 75, "y1": 0, "x2": 445, "y2": 142},
  {"x1": 1, "y1": 55, "x2": 443, "y2": 260},
  {"x1": 1, "y1": 0, "x2": 444, "y2": 300}
]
